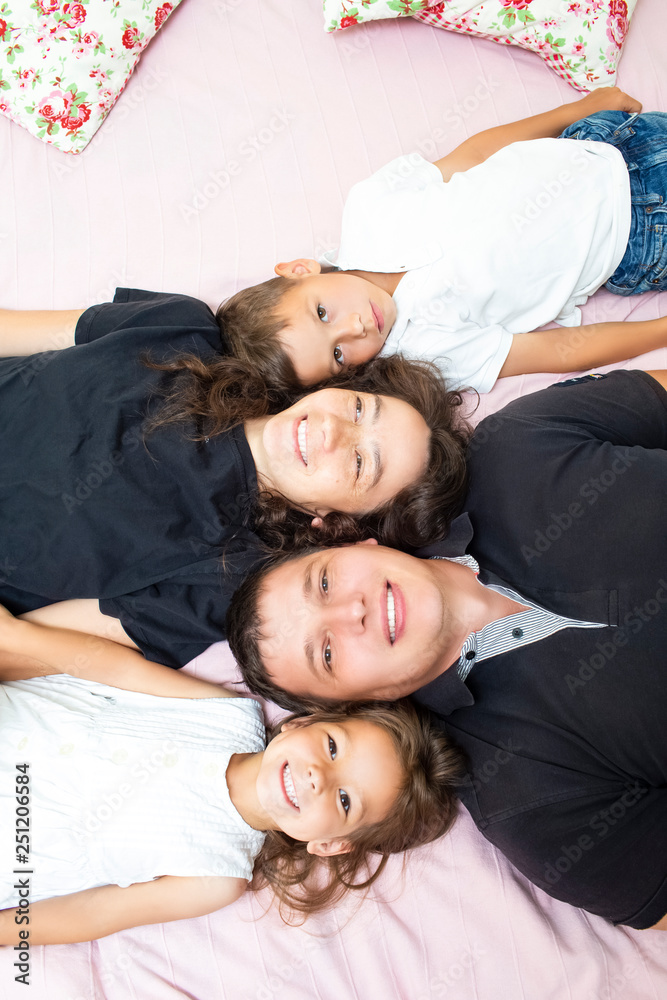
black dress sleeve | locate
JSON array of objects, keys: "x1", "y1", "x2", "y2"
[
  {"x1": 99, "y1": 544, "x2": 268, "y2": 668},
  {"x1": 75, "y1": 288, "x2": 227, "y2": 355}
]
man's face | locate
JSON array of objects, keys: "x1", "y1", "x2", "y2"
[{"x1": 257, "y1": 542, "x2": 461, "y2": 701}]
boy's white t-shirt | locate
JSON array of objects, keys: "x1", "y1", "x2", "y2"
[{"x1": 321, "y1": 140, "x2": 631, "y2": 392}]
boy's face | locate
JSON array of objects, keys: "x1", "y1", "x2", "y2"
[{"x1": 275, "y1": 265, "x2": 396, "y2": 385}]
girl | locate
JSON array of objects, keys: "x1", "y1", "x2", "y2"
[
  {"x1": 0, "y1": 610, "x2": 462, "y2": 944},
  {"x1": 0, "y1": 288, "x2": 467, "y2": 668}
]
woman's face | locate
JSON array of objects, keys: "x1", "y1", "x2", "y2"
[
  {"x1": 256, "y1": 389, "x2": 430, "y2": 516},
  {"x1": 256, "y1": 717, "x2": 403, "y2": 851}
]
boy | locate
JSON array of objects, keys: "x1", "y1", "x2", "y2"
[{"x1": 222, "y1": 88, "x2": 667, "y2": 393}]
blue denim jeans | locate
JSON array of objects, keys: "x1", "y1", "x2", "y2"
[{"x1": 560, "y1": 111, "x2": 667, "y2": 295}]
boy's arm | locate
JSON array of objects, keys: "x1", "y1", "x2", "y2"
[
  {"x1": 435, "y1": 87, "x2": 642, "y2": 181},
  {"x1": 0, "y1": 309, "x2": 83, "y2": 355},
  {"x1": 497, "y1": 316, "x2": 667, "y2": 379},
  {"x1": 0, "y1": 610, "x2": 230, "y2": 699},
  {"x1": 0, "y1": 876, "x2": 246, "y2": 944}
]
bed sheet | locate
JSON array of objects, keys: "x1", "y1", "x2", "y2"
[{"x1": 1, "y1": 0, "x2": 667, "y2": 996}]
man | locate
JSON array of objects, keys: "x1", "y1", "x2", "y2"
[{"x1": 227, "y1": 369, "x2": 667, "y2": 930}]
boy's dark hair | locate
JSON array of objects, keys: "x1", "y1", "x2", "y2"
[
  {"x1": 227, "y1": 547, "x2": 324, "y2": 713},
  {"x1": 217, "y1": 275, "x2": 302, "y2": 398},
  {"x1": 252, "y1": 698, "x2": 465, "y2": 921}
]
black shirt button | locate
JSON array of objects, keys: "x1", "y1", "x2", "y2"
[
  {"x1": 512, "y1": 627, "x2": 524, "y2": 639},
  {"x1": 465, "y1": 650, "x2": 476, "y2": 660}
]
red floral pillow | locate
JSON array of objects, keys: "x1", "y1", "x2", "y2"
[
  {"x1": 0, "y1": 0, "x2": 183, "y2": 152},
  {"x1": 325, "y1": 0, "x2": 638, "y2": 92}
]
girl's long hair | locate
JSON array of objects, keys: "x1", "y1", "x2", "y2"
[
  {"x1": 143, "y1": 349, "x2": 471, "y2": 549},
  {"x1": 251, "y1": 700, "x2": 465, "y2": 922}
]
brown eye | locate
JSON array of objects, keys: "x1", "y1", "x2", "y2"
[{"x1": 333, "y1": 346, "x2": 343, "y2": 365}]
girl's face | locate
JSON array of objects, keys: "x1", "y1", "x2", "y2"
[
  {"x1": 255, "y1": 717, "x2": 403, "y2": 854},
  {"x1": 255, "y1": 388, "x2": 430, "y2": 516},
  {"x1": 276, "y1": 270, "x2": 397, "y2": 385}
]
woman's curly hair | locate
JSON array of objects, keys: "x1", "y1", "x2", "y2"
[{"x1": 143, "y1": 295, "x2": 471, "y2": 549}]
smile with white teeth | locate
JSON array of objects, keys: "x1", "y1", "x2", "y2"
[
  {"x1": 283, "y1": 763, "x2": 300, "y2": 809},
  {"x1": 297, "y1": 417, "x2": 308, "y2": 465},
  {"x1": 387, "y1": 584, "x2": 396, "y2": 644}
]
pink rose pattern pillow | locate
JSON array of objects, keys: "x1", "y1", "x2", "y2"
[
  {"x1": 324, "y1": 0, "x2": 637, "y2": 92},
  {"x1": 0, "y1": 0, "x2": 182, "y2": 152}
]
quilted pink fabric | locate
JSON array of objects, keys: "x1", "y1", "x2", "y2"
[{"x1": 0, "y1": 0, "x2": 666, "y2": 996}]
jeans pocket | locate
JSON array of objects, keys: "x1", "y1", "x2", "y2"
[
  {"x1": 607, "y1": 218, "x2": 667, "y2": 294},
  {"x1": 643, "y1": 223, "x2": 667, "y2": 288}
]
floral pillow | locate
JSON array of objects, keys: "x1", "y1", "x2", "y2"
[
  {"x1": 0, "y1": 0, "x2": 182, "y2": 153},
  {"x1": 323, "y1": 1, "x2": 638, "y2": 93}
]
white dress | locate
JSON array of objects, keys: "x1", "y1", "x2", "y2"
[{"x1": 0, "y1": 675, "x2": 266, "y2": 908}]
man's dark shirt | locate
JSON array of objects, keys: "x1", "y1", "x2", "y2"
[{"x1": 413, "y1": 371, "x2": 667, "y2": 928}]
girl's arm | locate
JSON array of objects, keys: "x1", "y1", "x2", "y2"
[
  {"x1": 0, "y1": 610, "x2": 231, "y2": 699},
  {"x1": 0, "y1": 309, "x2": 83, "y2": 356},
  {"x1": 434, "y1": 87, "x2": 642, "y2": 181},
  {"x1": 0, "y1": 876, "x2": 246, "y2": 945},
  {"x1": 498, "y1": 317, "x2": 667, "y2": 379}
]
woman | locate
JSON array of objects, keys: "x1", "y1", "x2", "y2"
[{"x1": 1, "y1": 288, "x2": 468, "y2": 668}]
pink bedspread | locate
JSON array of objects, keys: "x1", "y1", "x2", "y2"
[{"x1": 1, "y1": 0, "x2": 667, "y2": 996}]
